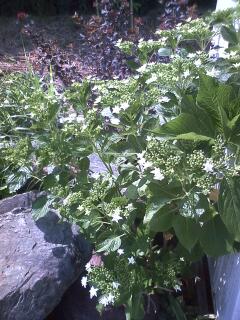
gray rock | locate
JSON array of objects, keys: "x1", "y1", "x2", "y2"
[{"x1": 0, "y1": 192, "x2": 91, "y2": 320}]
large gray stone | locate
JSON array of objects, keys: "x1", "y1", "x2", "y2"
[{"x1": 0, "y1": 192, "x2": 91, "y2": 320}]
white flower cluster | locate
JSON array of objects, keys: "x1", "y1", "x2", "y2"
[
  {"x1": 137, "y1": 151, "x2": 165, "y2": 181},
  {"x1": 101, "y1": 101, "x2": 129, "y2": 126}
]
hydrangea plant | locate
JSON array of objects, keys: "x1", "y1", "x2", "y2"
[{"x1": 1, "y1": 5, "x2": 240, "y2": 320}]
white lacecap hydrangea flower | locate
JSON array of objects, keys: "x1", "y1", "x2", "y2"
[
  {"x1": 99, "y1": 293, "x2": 115, "y2": 306},
  {"x1": 110, "y1": 117, "x2": 120, "y2": 125},
  {"x1": 203, "y1": 159, "x2": 214, "y2": 173},
  {"x1": 151, "y1": 168, "x2": 165, "y2": 181},
  {"x1": 112, "y1": 106, "x2": 121, "y2": 114},
  {"x1": 116, "y1": 38, "x2": 122, "y2": 47},
  {"x1": 126, "y1": 203, "x2": 134, "y2": 211},
  {"x1": 183, "y1": 70, "x2": 190, "y2": 78},
  {"x1": 194, "y1": 59, "x2": 202, "y2": 67},
  {"x1": 137, "y1": 152, "x2": 153, "y2": 170},
  {"x1": 233, "y1": 62, "x2": 240, "y2": 68},
  {"x1": 196, "y1": 208, "x2": 205, "y2": 216},
  {"x1": 111, "y1": 208, "x2": 123, "y2": 223},
  {"x1": 120, "y1": 101, "x2": 129, "y2": 110},
  {"x1": 117, "y1": 248, "x2": 124, "y2": 255},
  {"x1": 99, "y1": 296, "x2": 109, "y2": 306},
  {"x1": 77, "y1": 204, "x2": 85, "y2": 211},
  {"x1": 81, "y1": 276, "x2": 88, "y2": 288},
  {"x1": 128, "y1": 256, "x2": 135, "y2": 265},
  {"x1": 174, "y1": 285, "x2": 181, "y2": 292},
  {"x1": 85, "y1": 262, "x2": 92, "y2": 272},
  {"x1": 45, "y1": 165, "x2": 55, "y2": 174},
  {"x1": 159, "y1": 96, "x2": 170, "y2": 103},
  {"x1": 112, "y1": 282, "x2": 120, "y2": 289},
  {"x1": 187, "y1": 53, "x2": 196, "y2": 58},
  {"x1": 206, "y1": 68, "x2": 219, "y2": 78},
  {"x1": 89, "y1": 286, "x2": 98, "y2": 299}
]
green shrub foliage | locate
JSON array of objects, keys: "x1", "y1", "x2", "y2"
[{"x1": 1, "y1": 6, "x2": 240, "y2": 319}]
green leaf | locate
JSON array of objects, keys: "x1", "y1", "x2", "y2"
[
  {"x1": 174, "y1": 132, "x2": 213, "y2": 142},
  {"x1": 7, "y1": 167, "x2": 31, "y2": 193},
  {"x1": 221, "y1": 25, "x2": 238, "y2": 45},
  {"x1": 175, "y1": 242, "x2": 204, "y2": 262},
  {"x1": 126, "y1": 60, "x2": 139, "y2": 70},
  {"x1": 79, "y1": 157, "x2": 90, "y2": 171},
  {"x1": 126, "y1": 293, "x2": 144, "y2": 320},
  {"x1": 149, "y1": 205, "x2": 175, "y2": 232},
  {"x1": 168, "y1": 295, "x2": 187, "y2": 320},
  {"x1": 126, "y1": 185, "x2": 139, "y2": 200},
  {"x1": 196, "y1": 75, "x2": 235, "y2": 138},
  {"x1": 200, "y1": 215, "x2": 234, "y2": 256},
  {"x1": 96, "y1": 236, "x2": 121, "y2": 253},
  {"x1": 144, "y1": 196, "x2": 170, "y2": 224},
  {"x1": 32, "y1": 196, "x2": 51, "y2": 220},
  {"x1": 148, "y1": 180, "x2": 183, "y2": 200},
  {"x1": 158, "y1": 47, "x2": 172, "y2": 57},
  {"x1": 157, "y1": 112, "x2": 214, "y2": 138},
  {"x1": 173, "y1": 215, "x2": 201, "y2": 251},
  {"x1": 219, "y1": 178, "x2": 240, "y2": 241}
]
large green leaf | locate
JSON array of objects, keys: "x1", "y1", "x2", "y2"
[
  {"x1": 144, "y1": 196, "x2": 170, "y2": 224},
  {"x1": 96, "y1": 236, "x2": 121, "y2": 253},
  {"x1": 174, "y1": 132, "x2": 213, "y2": 142},
  {"x1": 221, "y1": 25, "x2": 239, "y2": 45},
  {"x1": 196, "y1": 75, "x2": 235, "y2": 138},
  {"x1": 32, "y1": 196, "x2": 52, "y2": 220},
  {"x1": 157, "y1": 112, "x2": 215, "y2": 138},
  {"x1": 200, "y1": 215, "x2": 234, "y2": 256},
  {"x1": 219, "y1": 178, "x2": 240, "y2": 241},
  {"x1": 126, "y1": 293, "x2": 145, "y2": 320},
  {"x1": 7, "y1": 167, "x2": 32, "y2": 193},
  {"x1": 173, "y1": 215, "x2": 201, "y2": 251},
  {"x1": 148, "y1": 180, "x2": 183, "y2": 200},
  {"x1": 148, "y1": 205, "x2": 175, "y2": 232}
]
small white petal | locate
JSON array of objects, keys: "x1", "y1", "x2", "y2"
[
  {"x1": 85, "y1": 262, "x2": 92, "y2": 272},
  {"x1": 117, "y1": 248, "x2": 124, "y2": 255},
  {"x1": 128, "y1": 256, "x2": 135, "y2": 264},
  {"x1": 203, "y1": 160, "x2": 214, "y2": 173},
  {"x1": 81, "y1": 276, "x2": 88, "y2": 288},
  {"x1": 120, "y1": 102, "x2": 129, "y2": 110},
  {"x1": 112, "y1": 106, "x2": 121, "y2": 114},
  {"x1": 146, "y1": 74, "x2": 157, "y2": 84},
  {"x1": 89, "y1": 286, "x2": 98, "y2": 299},
  {"x1": 110, "y1": 117, "x2": 120, "y2": 125},
  {"x1": 112, "y1": 282, "x2": 120, "y2": 289},
  {"x1": 151, "y1": 168, "x2": 165, "y2": 181}
]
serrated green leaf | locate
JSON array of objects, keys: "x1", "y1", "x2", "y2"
[
  {"x1": 126, "y1": 184, "x2": 139, "y2": 200},
  {"x1": 200, "y1": 215, "x2": 234, "y2": 256},
  {"x1": 173, "y1": 215, "x2": 201, "y2": 251},
  {"x1": 149, "y1": 205, "x2": 175, "y2": 232},
  {"x1": 174, "y1": 132, "x2": 213, "y2": 142},
  {"x1": 144, "y1": 196, "x2": 170, "y2": 224},
  {"x1": 219, "y1": 178, "x2": 240, "y2": 241},
  {"x1": 221, "y1": 25, "x2": 239, "y2": 45},
  {"x1": 32, "y1": 196, "x2": 51, "y2": 220},
  {"x1": 7, "y1": 167, "x2": 31, "y2": 193},
  {"x1": 196, "y1": 75, "x2": 235, "y2": 138},
  {"x1": 157, "y1": 112, "x2": 214, "y2": 138},
  {"x1": 96, "y1": 236, "x2": 121, "y2": 253}
]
